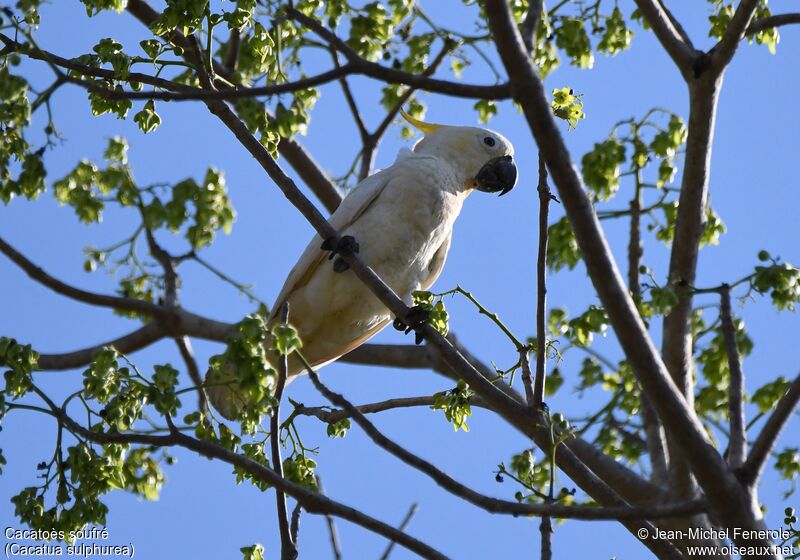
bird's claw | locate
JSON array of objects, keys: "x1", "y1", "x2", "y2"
[
  {"x1": 392, "y1": 305, "x2": 430, "y2": 345},
  {"x1": 536, "y1": 401, "x2": 549, "y2": 413},
  {"x1": 321, "y1": 235, "x2": 360, "y2": 273}
]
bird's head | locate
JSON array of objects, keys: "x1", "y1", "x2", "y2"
[{"x1": 401, "y1": 110, "x2": 517, "y2": 196}]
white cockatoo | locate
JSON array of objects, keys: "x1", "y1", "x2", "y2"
[{"x1": 207, "y1": 111, "x2": 517, "y2": 419}]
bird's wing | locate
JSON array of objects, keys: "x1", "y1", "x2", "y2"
[
  {"x1": 420, "y1": 231, "x2": 452, "y2": 291},
  {"x1": 309, "y1": 318, "x2": 392, "y2": 369},
  {"x1": 268, "y1": 168, "x2": 394, "y2": 321},
  {"x1": 309, "y1": 219, "x2": 453, "y2": 365}
]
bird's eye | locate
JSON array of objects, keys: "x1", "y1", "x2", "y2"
[{"x1": 483, "y1": 136, "x2": 496, "y2": 147}]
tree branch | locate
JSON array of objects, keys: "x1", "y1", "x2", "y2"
[
  {"x1": 630, "y1": 0, "x2": 696, "y2": 75},
  {"x1": 41, "y1": 405, "x2": 448, "y2": 560},
  {"x1": 379, "y1": 504, "x2": 419, "y2": 560},
  {"x1": 482, "y1": 0, "x2": 773, "y2": 551},
  {"x1": 302, "y1": 360, "x2": 702, "y2": 526},
  {"x1": 719, "y1": 285, "x2": 746, "y2": 468},
  {"x1": 533, "y1": 153, "x2": 552, "y2": 405},
  {"x1": 0, "y1": 235, "x2": 165, "y2": 317},
  {"x1": 286, "y1": 8, "x2": 510, "y2": 100},
  {"x1": 270, "y1": 303, "x2": 296, "y2": 560},
  {"x1": 294, "y1": 395, "x2": 492, "y2": 424},
  {"x1": 520, "y1": 0, "x2": 543, "y2": 54},
  {"x1": 747, "y1": 13, "x2": 800, "y2": 35},
  {"x1": 65, "y1": 65, "x2": 355, "y2": 102},
  {"x1": 741, "y1": 372, "x2": 800, "y2": 486},
  {"x1": 711, "y1": 0, "x2": 760, "y2": 72},
  {"x1": 124, "y1": 0, "x2": 343, "y2": 214},
  {"x1": 628, "y1": 172, "x2": 669, "y2": 487},
  {"x1": 314, "y1": 476, "x2": 342, "y2": 560},
  {"x1": 174, "y1": 335, "x2": 206, "y2": 413},
  {"x1": 36, "y1": 323, "x2": 165, "y2": 371},
  {"x1": 342, "y1": 340, "x2": 666, "y2": 504}
]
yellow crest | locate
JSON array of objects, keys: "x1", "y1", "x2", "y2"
[{"x1": 399, "y1": 109, "x2": 441, "y2": 134}]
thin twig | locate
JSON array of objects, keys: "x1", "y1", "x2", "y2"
[
  {"x1": 293, "y1": 395, "x2": 489, "y2": 424},
  {"x1": 271, "y1": 302, "x2": 296, "y2": 559},
  {"x1": 174, "y1": 336, "x2": 206, "y2": 413},
  {"x1": 290, "y1": 502, "x2": 302, "y2": 548},
  {"x1": 315, "y1": 475, "x2": 342, "y2": 560},
  {"x1": 379, "y1": 503, "x2": 419, "y2": 560},
  {"x1": 629, "y1": 169, "x2": 669, "y2": 487},
  {"x1": 719, "y1": 284, "x2": 746, "y2": 468}
]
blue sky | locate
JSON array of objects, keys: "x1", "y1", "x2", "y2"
[{"x1": 1, "y1": 1, "x2": 798, "y2": 559}]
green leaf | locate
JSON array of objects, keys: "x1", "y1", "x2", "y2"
[
  {"x1": 752, "y1": 262, "x2": 800, "y2": 311},
  {"x1": 133, "y1": 99, "x2": 161, "y2": 134},
  {"x1": 555, "y1": 18, "x2": 594, "y2": 69},
  {"x1": 327, "y1": 418, "x2": 351, "y2": 438},
  {"x1": 81, "y1": 0, "x2": 126, "y2": 16},
  {"x1": 546, "y1": 217, "x2": 581, "y2": 271},
  {"x1": 582, "y1": 139, "x2": 626, "y2": 201},
  {"x1": 271, "y1": 323, "x2": 303, "y2": 356},
  {"x1": 750, "y1": 377, "x2": 791, "y2": 413},
  {"x1": 282, "y1": 456, "x2": 318, "y2": 489},
  {"x1": 598, "y1": 7, "x2": 634, "y2": 55},
  {"x1": 431, "y1": 380, "x2": 473, "y2": 432},
  {"x1": 240, "y1": 544, "x2": 265, "y2": 560},
  {"x1": 551, "y1": 87, "x2": 585, "y2": 129},
  {"x1": 474, "y1": 99, "x2": 497, "y2": 124},
  {"x1": 709, "y1": 4, "x2": 735, "y2": 39}
]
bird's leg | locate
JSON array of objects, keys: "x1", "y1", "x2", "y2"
[
  {"x1": 320, "y1": 235, "x2": 360, "y2": 273},
  {"x1": 392, "y1": 305, "x2": 430, "y2": 345}
]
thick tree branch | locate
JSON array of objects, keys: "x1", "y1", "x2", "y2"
[
  {"x1": 630, "y1": 0, "x2": 695, "y2": 75},
  {"x1": 747, "y1": 13, "x2": 800, "y2": 35},
  {"x1": 660, "y1": 78, "x2": 719, "y2": 501},
  {"x1": 741, "y1": 372, "x2": 800, "y2": 486},
  {"x1": 482, "y1": 1, "x2": 774, "y2": 552},
  {"x1": 520, "y1": 0, "x2": 543, "y2": 53},
  {"x1": 711, "y1": 0, "x2": 761, "y2": 72}
]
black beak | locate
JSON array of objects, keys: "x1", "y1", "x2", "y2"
[{"x1": 475, "y1": 155, "x2": 517, "y2": 196}]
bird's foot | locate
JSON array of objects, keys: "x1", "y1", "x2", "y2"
[
  {"x1": 321, "y1": 235, "x2": 360, "y2": 273},
  {"x1": 392, "y1": 305, "x2": 430, "y2": 345}
]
